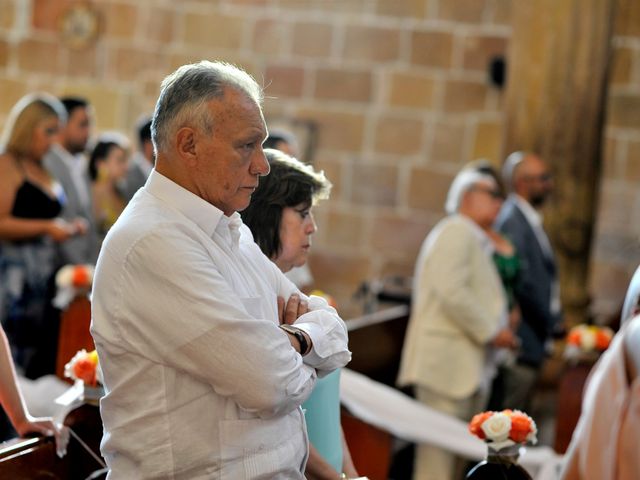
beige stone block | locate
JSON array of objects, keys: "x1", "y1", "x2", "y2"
[
  {"x1": 141, "y1": 7, "x2": 175, "y2": 44},
  {"x1": 264, "y1": 64, "x2": 305, "y2": 98},
  {"x1": 251, "y1": 18, "x2": 288, "y2": 55},
  {"x1": 443, "y1": 79, "x2": 487, "y2": 112},
  {"x1": 104, "y1": 2, "x2": 138, "y2": 40},
  {"x1": 601, "y1": 136, "x2": 618, "y2": 180},
  {"x1": 314, "y1": 155, "x2": 343, "y2": 200},
  {"x1": 63, "y1": 44, "x2": 100, "y2": 79},
  {"x1": 183, "y1": 12, "x2": 244, "y2": 49},
  {"x1": 343, "y1": 26, "x2": 401, "y2": 62},
  {"x1": 387, "y1": 72, "x2": 436, "y2": 109},
  {"x1": 610, "y1": 46, "x2": 632, "y2": 86},
  {"x1": 625, "y1": 140, "x2": 640, "y2": 182},
  {"x1": 0, "y1": 39, "x2": 8, "y2": 68},
  {"x1": 292, "y1": 22, "x2": 333, "y2": 57},
  {"x1": 278, "y1": 0, "x2": 362, "y2": 13},
  {"x1": 58, "y1": 84, "x2": 124, "y2": 130},
  {"x1": 408, "y1": 166, "x2": 454, "y2": 211},
  {"x1": 0, "y1": 77, "x2": 29, "y2": 113},
  {"x1": 375, "y1": 0, "x2": 428, "y2": 18},
  {"x1": 295, "y1": 107, "x2": 365, "y2": 152},
  {"x1": 323, "y1": 208, "x2": 365, "y2": 249},
  {"x1": 313, "y1": 68, "x2": 372, "y2": 103},
  {"x1": 472, "y1": 119, "x2": 504, "y2": 164},
  {"x1": 607, "y1": 92, "x2": 640, "y2": 129},
  {"x1": 437, "y1": 0, "x2": 487, "y2": 24},
  {"x1": 32, "y1": 0, "x2": 72, "y2": 31},
  {"x1": 107, "y1": 46, "x2": 168, "y2": 82},
  {"x1": 462, "y1": 35, "x2": 508, "y2": 72},
  {"x1": 430, "y1": 120, "x2": 467, "y2": 164},
  {"x1": 615, "y1": 0, "x2": 640, "y2": 36},
  {"x1": 308, "y1": 250, "x2": 372, "y2": 291},
  {"x1": 0, "y1": 0, "x2": 15, "y2": 29},
  {"x1": 589, "y1": 261, "x2": 633, "y2": 313},
  {"x1": 410, "y1": 30, "x2": 453, "y2": 68},
  {"x1": 491, "y1": 0, "x2": 512, "y2": 25},
  {"x1": 350, "y1": 163, "x2": 398, "y2": 207},
  {"x1": 374, "y1": 114, "x2": 424, "y2": 155},
  {"x1": 17, "y1": 39, "x2": 61, "y2": 74},
  {"x1": 371, "y1": 213, "x2": 432, "y2": 259}
]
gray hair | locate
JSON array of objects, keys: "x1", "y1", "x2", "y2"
[
  {"x1": 151, "y1": 60, "x2": 263, "y2": 154},
  {"x1": 501, "y1": 151, "x2": 528, "y2": 192},
  {"x1": 445, "y1": 169, "x2": 497, "y2": 215}
]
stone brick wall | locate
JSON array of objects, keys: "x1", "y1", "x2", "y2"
[
  {"x1": 590, "y1": 0, "x2": 640, "y2": 319},
  {"x1": 0, "y1": 0, "x2": 636, "y2": 318}
]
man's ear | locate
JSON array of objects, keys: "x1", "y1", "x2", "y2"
[{"x1": 175, "y1": 127, "x2": 197, "y2": 166}]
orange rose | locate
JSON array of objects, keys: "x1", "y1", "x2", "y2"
[
  {"x1": 594, "y1": 330, "x2": 611, "y2": 350},
  {"x1": 72, "y1": 266, "x2": 90, "y2": 288},
  {"x1": 73, "y1": 356, "x2": 97, "y2": 386},
  {"x1": 469, "y1": 411, "x2": 493, "y2": 439},
  {"x1": 567, "y1": 329, "x2": 581, "y2": 346},
  {"x1": 509, "y1": 411, "x2": 532, "y2": 443}
]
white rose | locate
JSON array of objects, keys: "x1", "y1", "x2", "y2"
[
  {"x1": 581, "y1": 329, "x2": 596, "y2": 351},
  {"x1": 481, "y1": 412, "x2": 512, "y2": 442},
  {"x1": 55, "y1": 265, "x2": 74, "y2": 288}
]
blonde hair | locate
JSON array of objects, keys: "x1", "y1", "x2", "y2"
[{"x1": 0, "y1": 93, "x2": 66, "y2": 158}]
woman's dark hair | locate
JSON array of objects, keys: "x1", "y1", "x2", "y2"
[
  {"x1": 88, "y1": 141, "x2": 120, "y2": 181},
  {"x1": 241, "y1": 148, "x2": 331, "y2": 259}
]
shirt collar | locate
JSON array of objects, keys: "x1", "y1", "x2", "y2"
[
  {"x1": 145, "y1": 170, "x2": 222, "y2": 239},
  {"x1": 52, "y1": 144, "x2": 84, "y2": 168},
  {"x1": 457, "y1": 214, "x2": 494, "y2": 256},
  {"x1": 511, "y1": 193, "x2": 543, "y2": 227}
]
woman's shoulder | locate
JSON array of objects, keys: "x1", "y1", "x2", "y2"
[{"x1": 0, "y1": 153, "x2": 22, "y2": 185}]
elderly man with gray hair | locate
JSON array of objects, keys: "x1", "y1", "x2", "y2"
[
  {"x1": 398, "y1": 166, "x2": 517, "y2": 480},
  {"x1": 90, "y1": 60, "x2": 351, "y2": 479}
]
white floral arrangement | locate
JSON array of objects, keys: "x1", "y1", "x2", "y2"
[
  {"x1": 469, "y1": 409, "x2": 538, "y2": 451},
  {"x1": 52, "y1": 264, "x2": 94, "y2": 309}
]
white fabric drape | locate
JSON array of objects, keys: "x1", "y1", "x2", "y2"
[{"x1": 340, "y1": 368, "x2": 563, "y2": 480}]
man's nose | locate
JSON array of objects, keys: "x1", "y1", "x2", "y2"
[{"x1": 251, "y1": 148, "x2": 269, "y2": 176}]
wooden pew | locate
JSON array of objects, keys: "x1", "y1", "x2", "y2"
[
  {"x1": 0, "y1": 404, "x2": 105, "y2": 479},
  {"x1": 55, "y1": 296, "x2": 94, "y2": 380}
]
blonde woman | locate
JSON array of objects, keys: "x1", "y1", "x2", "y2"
[{"x1": 0, "y1": 94, "x2": 85, "y2": 377}]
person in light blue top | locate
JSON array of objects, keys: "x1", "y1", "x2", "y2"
[{"x1": 242, "y1": 148, "x2": 359, "y2": 479}]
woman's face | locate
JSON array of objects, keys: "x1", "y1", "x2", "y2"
[
  {"x1": 30, "y1": 116, "x2": 60, "y2": 160},
  {"x1": 99, "y1": 146, "x2": 128, "y2": 182},
  {"x1": 274, "y1": 202, "x2": 317, "y2": 273}
]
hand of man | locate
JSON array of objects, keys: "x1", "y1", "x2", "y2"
[
  {"x1": 277, "y1": 294, "x2": 309, "y2": 325},
  {"x1": 492, "y1": 327, "x2": 519, "y2": 349}
]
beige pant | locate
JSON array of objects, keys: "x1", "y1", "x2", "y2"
[{"x1": 413, "y1": 386, "x2": 488, "y2": 480}]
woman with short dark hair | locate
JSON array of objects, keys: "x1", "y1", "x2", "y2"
[{"x1": 242, "y1": 148, "x2": 359, "y2": 480}]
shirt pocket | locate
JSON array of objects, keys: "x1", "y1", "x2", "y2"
[{"x1": 219, "y1": 414, "x2": 305, "y2": 479}]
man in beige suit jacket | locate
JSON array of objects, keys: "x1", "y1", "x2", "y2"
[{"x1": 398, "y1": 168, "x2": 517, "y2": 480}]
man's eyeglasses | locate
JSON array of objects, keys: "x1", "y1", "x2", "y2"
[
  {"x1": 471, "y1": 186, "x2": 504, "y2": 200},
  {"x1": 524, "y1": 173, "x2": 553, "y2": 183}
]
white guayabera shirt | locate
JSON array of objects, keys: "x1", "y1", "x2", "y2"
[{"x1": 91, "y1": 171, "x2": 351, "y2": 480}]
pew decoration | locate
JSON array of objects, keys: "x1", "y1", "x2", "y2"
[
  {"x1": 53, "y1": 264, "x2": 95, "y2": 309},
  {"x1": 64, "y1": 349, "x2": 103, "y2": 404},
  {"x1": 467, "y1": 410, "x2": 537, "y2": 479},
  {"x1": 309, "y1": 289, "x2": 338, "y2": 309},
  {"x1": 564, "y1": 324, "x2": 614, "y2": 363}
]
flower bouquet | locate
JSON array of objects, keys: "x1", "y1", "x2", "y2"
[
  {"x1": 64, "y1": 349, "x2": 104, "y2": 404},
  {"x1": 565, "y1": 324, "x2": 614, "y2": 363},
  {"x1": 467, "y1": 410, "x2": 537, "y2": 479},
  {"x1": 53, "y1": 264, "x2": 95, "y2": 309}
]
